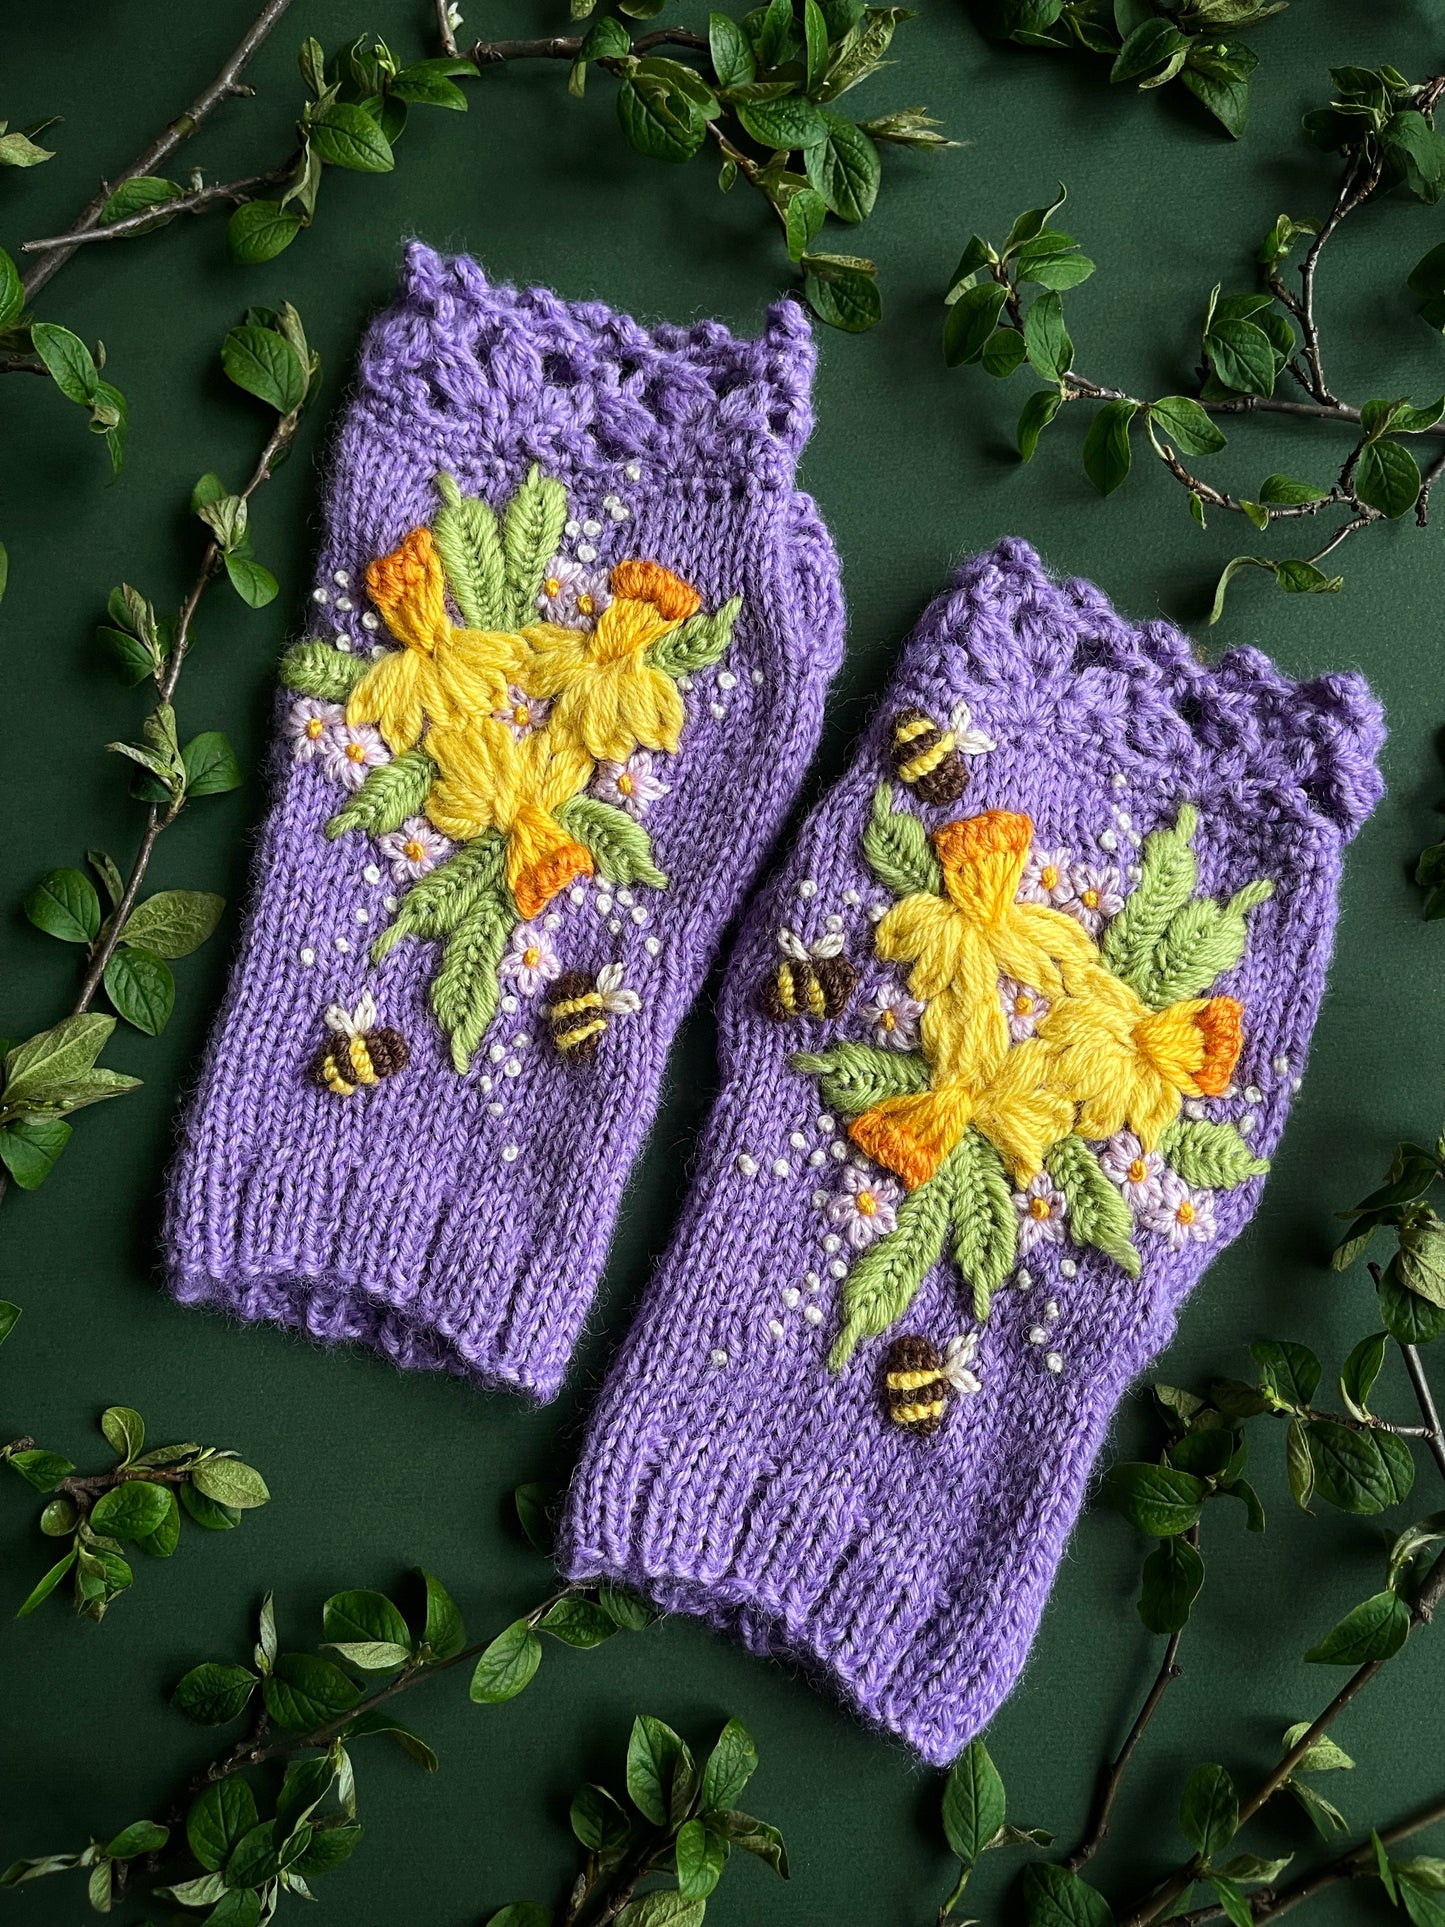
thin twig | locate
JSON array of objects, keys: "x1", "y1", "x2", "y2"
[
  {"x1": 1064, "y1": 1528, "x2": 1195, "y2": 1871},
  {"x1": 436, "y1": 0, "x2": 460, "y2": 59},
  {"x1": 463, "y1": 26, "x2": 708, "y2": 63},
  {"x1": 1400, "y1": 1342, "x2": 1445, "y2": 1485},
  {"x1": 19, "y1": 0, "x2": 294, "y2": 299},
  {"x1": 23, "y1": 167, "x2": 294, "y2": 253}
]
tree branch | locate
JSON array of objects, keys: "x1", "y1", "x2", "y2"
[
  {"x1": 1064, "y1": 1528, "x2": 1195, "y2": 1871},
  {"x1": 19, "y1": 0, "x2": 294, "y2": 300},
  {"x1": 22, "y1": 167, "x2": 294, "y2": 254},
  {"x1": 462, "y1": 26, "x2": 708, "y2": 63}
]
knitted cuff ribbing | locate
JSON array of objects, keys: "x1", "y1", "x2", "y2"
[
  {"x1": 165, "y1": 251, "x2": 844, "y2": 1401},
  {"x1": 559, "y1": 538, "x2": 1384, "y2": 1762}
]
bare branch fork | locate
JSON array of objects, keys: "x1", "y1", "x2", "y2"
[{"x1": 18, "y1": 0, "x2": 295, "y2": 299}]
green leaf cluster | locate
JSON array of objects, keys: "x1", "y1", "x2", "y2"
[
  {"x1": 984, "y1": 0, "x2": 1283, "y2": 138},
  {"x1": 938, "y1": 1737, "x2": 1051, "y2": 1921},
  {"x1": 3, "y1": 1405, "x2": 268, "y2": 1623}
]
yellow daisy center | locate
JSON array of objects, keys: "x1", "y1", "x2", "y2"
[
  {"x1": 1013, "y1": 993, "x2": 1034, "y2": 1016},
  {"x1": 513, "y1": 704, "x2": 531, "y2": 727},
  {"x1": 345, "y1": 741, "x2": 367, "y2": 762},
  {"x1": 544, "y1": 577, "x2": 561, "y2": 597},
  {"x1": 1081, "y1": 887, "x2": 1100, "y2": 909},
  {"x1": 577, "y1": 592, "x2": 595, "y2": 616},
  {"x1": 880, "y1": 1008, "x2": 897, "y2": 1030},
  {"x1": 1029, "y1": 1195, "x2": 1051, "y2": 1221},
  {"x1": 305, "y1": 717, "x2": 325, "y2": 740},
  {"x1": 403, "y1": 839, "x2": 426, "y2": 863},
  {"x1": 617, "y1": 772, "x2": 635, "y2": 796},
  {"x1": 1177, "y1": 1199, "x2": 1196, "y2": 1226},
  {"x1": 857, "y1": 1189, "x2": 878, "y2": 1216},
  {"x1": 1040, "y1": 864, "x2": 1059, "y2": 889},
  {"x1": 1128, "y1": 1157, "x2": 1148, "y2": 1183},
  {"x1": 523, "y1": 945, "x2": 541, "y2": 970}
]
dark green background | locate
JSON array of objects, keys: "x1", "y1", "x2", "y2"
[{"x1": 3, "y1": 4, "x2": 1443, "y2": 1921}]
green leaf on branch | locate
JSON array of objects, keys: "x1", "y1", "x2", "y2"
[
  {"x1": 1305, "y1": 1589, "x2": 1412, "y2": 1664},
  {"x1": 941, "y1": 1736, "x2": 1006, "y2": 1864},
  {"x1": 1020, "y1": 1862, "x2": 1114, "y2": 1927},
  {"x1": 105, "y1": 944, "x2": 175, "y2": 1035},
  {"x1": 1355, "y1": 439, "x2": 1421, "y2": 518},
  {"x1": 190, "y1": 1458, "x2": 270, "y2": 1509},
  {"x1": 1149, "y1": 395, "x2": 1226, "y2": 456},
  {"x1": 1083, "y1": 399, "x2": 1137, "y2": 494},
  {"x1": 470, "y1": 1618, "x2": 543, "y2": 1702},
  {"x1": 1179, "y1": 1762, "x2": 1239, "y2": 1858},
  {"x1": 1138, "y1": 1532, "x2": 1205, "y2": 1633},
  {"x1": 121, "y1": 889, "x2": 224, "y2": 958},
  {"x1": 24, "y1": 867, "x2": 101, "y2": 943},
  {"x1": 262, "y1": 1652, "x2": 362, "y2": 1729},
  {"x1": 227, "y1": 200, "x2": 304, "y2": 264},
  {"x1": 309, "y1": 99, "x2": 395, "y2": 171},
  {"x1": 802, "y1": 252, "x2": 882, "y2": 331},
  {"x1": 172, "y1": 1662, "x2": 259, "y2": 1724},
  {"x1": 1107, "y1": 1462, "x2": 1206, "y2": 1536}
]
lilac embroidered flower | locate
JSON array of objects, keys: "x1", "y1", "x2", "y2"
[
  {"x1": 490, "y1": 684, "x2": 554, "y2": 742},
  {"x1": 498, "y1": 923, "x2": 561, "y2": 997},
  {"x1": 376, "y1": 816, "x2": 451, "y2": 884},
  {"x1": 860, "y1": 980, "x2": 925, "y2": 1051},
  {"x1": 828, "y1": 1165, "x2": 901, "y2": 1249},
  {"x1": 1014, "y1": 1172, "x2": 1068, "y2": 1251},
  {"x1": 1143, "y1": 1170, "x2": 1218, "y2": 1250},
  {"x1": 1018, "y1": 844, "x2": 1074, "y2": 908},
  {"x1": 1099, "y1": 1130, "x2": 1166, "y2": 1215},
  {"x1": 998, "y1": 974, "x2": 1050, "y2": 1043},
  {"x1": 286, "y1": 698, "x2": 344, "y2": 764},
  {"x1": 1061, "y1": 860, "x2": 1125, "y2": 937},
  {"x1": 536, "y1": 556, "x2": 611, "y2": 628},
  {"x1": 320, "y1": 721, "x2": 389, "y2": 790},
  {"x1": 592, "y1": 750, "x2": 669, "y2": 818}
]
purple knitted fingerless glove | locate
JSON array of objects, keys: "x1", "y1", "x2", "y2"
[
  {"x1": 560, "y1": 539, "x2": 1384, "y2": 1763},
  {"x1": 165, "y1": 246, "x2": 843, "y2": 1401}
]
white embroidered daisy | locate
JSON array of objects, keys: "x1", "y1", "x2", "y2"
[
  {"x1": 998, "y1": 974, "x2": 1050, "y2": 1043},
  {"x1": 1099, "y1": 1129, "x2": 1166, "y2": 1214},
  {"x1": 536, "y1": 557, "x2": 611, "y2": 628},
  {"x1": 1144, "y1": 1171, "x2": 1217, "y2": 1249},
  {"x1": 320, "y1": 720, "x2": 389, "y2": 790},
  {"x1": 859, "y1": 980, "x2": 925, "y2": 1051},
  {"x1": 286, "y1": 698, "x2": 344, "y2": 764},
  {"x1": 1061, "y1": 859, "x2": 1125, "y2": 937},
  {"x1": 376, "y1": 816, "x2": 451, "y2": 883},
  {"x1": 828, "y1": 1165, "x2": 901, "y2": 1249},
  {"x1": 592, "y1": 750, "x2": 669, "y2": 818},
  {"x1": 490, "y1": 684, "x2": 553, "y2": 742},
  {"x1": 498, "y1": 923, "x2": 562, "y2": 997},
  {"x1": 1014, "y1": 1172, "x2": 1068, "y2": 1251},
  {"x1": 1018, "y1": 845, "x2": 1074, "y2": 908}
]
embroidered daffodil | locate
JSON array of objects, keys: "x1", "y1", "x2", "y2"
[
  {"x1": 511, "y1": 560, "x2": 698, "y2": 765},
  {"x1": 345, "y1": 527, "x2": 522, "y2": 751},
  {"x1": 850, "y1": 809, "x2": 1245, "y2": 1189},
  {"x1": 424, "y1": 717, "x2": 595, "y2": 922}
]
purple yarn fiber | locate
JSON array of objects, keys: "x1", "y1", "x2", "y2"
[
  {"x1": 164, "y1": 247, "x2": 844, "y2": 1401},
  {"x1": 559, "y1": 539, "x2": 1385, "y2": 1764}
]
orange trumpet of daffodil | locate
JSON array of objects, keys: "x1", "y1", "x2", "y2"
[{"x1": 848, "y1": 809, "x2": 1244, "y2": 1189}]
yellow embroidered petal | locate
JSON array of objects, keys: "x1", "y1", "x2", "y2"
[
  {"x1": 346, "y1": 649, "x2": 427, "y2": 753},
  {"x1": 366, "y1": 527, "x2": 451, "y2": 654},
  {"x1": 425, "y1": 718, "x2": 528, "y2": 836},
  {"x1": 934, "y1": 811, "x2": 1033, "y2": 923},
  {"x1": 434, "y1": 628, "x2": 529, "y2": 723},
  {"x1": 969, "y1": 1040, "x2": 1076, "y2": 1182},
  {"x1": 591, "y1": 593, "x2": 677, "y2": 666},
  {"x1": 875, "y1": 895, "x2": 968, "y2": 1000},
  {"x1": 513, "y1": 625, "x2": 591, "y2": 702},
  {"x1": 506, "y1": 799, "x2": 594, "y2": 920},
  {"x1": 920, "y1": 938, "x2": 1009, "y2": 1089}
]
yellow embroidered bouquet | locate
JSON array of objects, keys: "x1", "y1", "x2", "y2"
[{"x1": 277, "y1": 467, "x2": 738, "y2": 1070}]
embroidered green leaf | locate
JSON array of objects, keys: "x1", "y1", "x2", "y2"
[
  {"x1": 432, "y1": 898, "x2": 512, "y2": 1072},
  {"x1": 1046, "y1": 1135, "x2": 1141, "y2": 1278},
  {"x1": 829, "y1": 1153, "x2": 956, "y2": 1372},
  {"x1": 1159, "y1": 1117, "x2": 1269, "y2": 1189},
  {"x1": 501, "y1": 463, "x2": 569, "y2": 628},
  {"x1": 1136, "y1": 878, "x2": 1274, "y2": 1007},
  {"x1": 558, "y1": 796, "x2": 668, "y2": 889},
  {"x1": 279, "y1": 639, "x2": 369, "y2": 701},
  {"x1": 946, "y1": 1127, "x2": 1018, "y2": 1322},
  {"x1": 648, "y1": 596, "x2": 741, "y2": 677},
  {"x1": 790, "y1": 1042, "x2": 929, "y2": 1116},
  {"x1": 863, "y1": 783, "x2": 943, "y2": 898},
  {"x1": 372, "y1": 835, "x2": 508, "y2": 960},
  {"x1": 1100, "y1": 804, "x2": 1198, "y2": 990},
  {"x1": 325, "y1": 749, "x2": 436, "y2": 841},
  {"x1": 432, "y1": 472, "x2": 508, "y2": 628}
]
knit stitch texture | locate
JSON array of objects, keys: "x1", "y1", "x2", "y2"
[
  {"x1": 165, "y1": 245, "x2": 844, "y2": 1401},
  {"x1": 559, "y1": 539, "x2": 1384, "y2": 1763}
]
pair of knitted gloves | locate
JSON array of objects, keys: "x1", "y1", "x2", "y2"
[{"x1": 168, "y1": 247, "x2": 1385, "y2": 1766}]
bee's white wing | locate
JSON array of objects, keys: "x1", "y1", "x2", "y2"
[
  {"x1": 809, "y1": 931, "x2": 845, "y2": 959},
  {"x1": 323, "y1": 1002, "x2": 356, "y2": 1036},
  {"x1": 353, "y1": 990, "x2": 379, "y2": 1032},
  {"x1": 777, "y1": 928, "x2": 811, "y2": 962}
]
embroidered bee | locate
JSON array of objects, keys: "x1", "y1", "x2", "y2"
[
  {"x1": 889, "y1": 701, "x2": 996, "y2": 807},
  {"x1": 310, "y1": 992, "x2": 409, "y2": 1098},
  {"x1": 759, "y1": 928, "x2": 857, "y2": 1023},
  {"x1": 544, "y1": 962, "x2": 641, "y2": 1063},
  {"x1": 883, "y1": 1332, "x2": 981, "y2": 1437}
]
